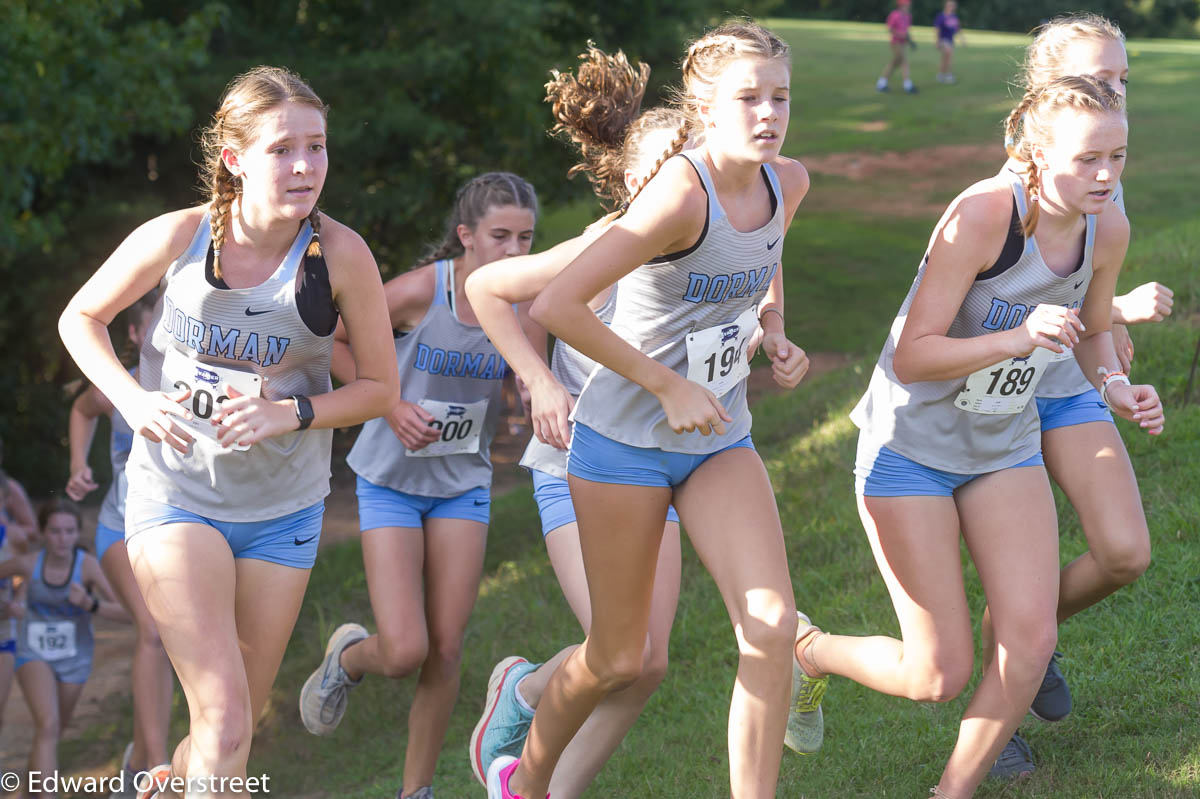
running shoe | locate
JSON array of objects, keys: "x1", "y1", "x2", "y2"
[
  {"x1": 1029, "y1": 651, "x2": 1071, "y2": 722},
  {"x1": 135, "y1": 764, "x2": 171, "y2": 799},
  {"x1": 989, "y1": 732, "x2": 1035, "y2": 780},
  {"x1": 108, "y1": 742, "x2": 138, "y2": 799},
  {"x1": 784, "y1": 612, "x2": 829, "y2": 755},
  {"x1": 470, "y1": 656, "x2": 538, "y2": 784},
  {"x1": 299, "y1": 622, "x2": 368, "y2": 735},
  {"x1": 397, "y1": 787, "x2": 434, "y2": 799},
  {"x1": 486, "y1": 756, "x2": 539, "y2": 799}
]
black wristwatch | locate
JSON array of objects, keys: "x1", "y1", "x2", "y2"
[
  {"x1": 290, "y1": 395, "x2": 314, "y2": 430},
  {"x1": 89, "y1": 595, "x2": 100, "y2": 614}
]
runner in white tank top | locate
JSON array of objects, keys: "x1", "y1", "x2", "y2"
[
  {"x1": 298, "y1": 172, "x2": 539, "y2": 799},
  {"x1": 793, "y1": 78, "x2": 1161, "y2": 799},
  {"x1": 464, "y1": 65, "x2": 697, "y2": 796},
  {"x1": 982, "y1": 18, "x2": 1173, "y2": 758},
  {"x1": 57, "y1": 67, "x2": 398, "y2": 799},
  {"x1": 64, "y1": 295, "x2": 175, "y2": 792},
  {"x1": 489, "y1": 24, "x2": 819, "y2": 799}
]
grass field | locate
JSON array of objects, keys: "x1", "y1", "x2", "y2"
[{"x1": 63, "y1": 18, "x2": 1200, "y2": 798}]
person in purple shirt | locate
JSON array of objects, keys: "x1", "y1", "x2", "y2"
[{"x1": 935, "y1": 1, "x2": 964, "y2": 84}]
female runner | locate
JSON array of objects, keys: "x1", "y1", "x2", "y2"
[
  {"x1": 789, "y1": 76, "x2": 1163, "y2": 799},
  {"x1": 299, "y1": 173, "x2": 538, "y2": 799},
  {"x1": 58, "y1": 66, "x2": 398, "y2": 799},
  {"x1": 487, "y1": 22, "x2": 819, "y2": 799},
  {"x1": 986, "y1": 13, "x2": 1173, "y2": 775}
]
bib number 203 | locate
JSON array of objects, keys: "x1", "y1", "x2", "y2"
[{"x1": 160, "y1": 349, "x2": 263, "y2": 450}]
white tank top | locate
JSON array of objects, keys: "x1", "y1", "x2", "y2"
[{"x1": 127, "y1": 212, "x2": 334, "y2": 521}]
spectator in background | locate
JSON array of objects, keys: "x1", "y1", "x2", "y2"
[
  {"x1": 935, "y1": 1, "x2": 964, "y2": 84},
  {"x1": 877, "y1": 0, "x2": 918, "y2": 94}
]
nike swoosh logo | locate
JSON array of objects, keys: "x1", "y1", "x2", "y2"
[
  {"x1": 767, "y1": 237, "x2": 781, "y2": 250},
  {"x1": 1073, "y1": 280, "x2": 1085, "y2": 290},
  {"x1": 245, "y1": 308, "x2": 273, "y2": 317},
  {"x1": 472, "y1": 499, "x2": 488, "y2": 506},
  {"x1": 293, "y1": 534, "x2": 318, "y2": 546}
]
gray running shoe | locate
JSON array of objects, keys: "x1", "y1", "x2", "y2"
[
  {"x1": 989, "y1": 732, "x2": 1035, "y2": 780},
  {"x1": 108, "y1": 742, "x2": 138, "y2": 799},
  {"x1": 397, "y1": 787, "x2": 434, "y2": 799},
  {"x1": 299, "y1": 622, "x2": 368, "y2": 735},
  {"x1": 1030, "y1": 651, "x2": 1072, "y2": 722},
  {"x1": 784, "y1": 612, "x2": 829, "y2": 754}
]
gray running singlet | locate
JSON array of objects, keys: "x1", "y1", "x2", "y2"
[
  {"x1": 1036, "y1": 177, "x2": 1122, "y2": 399},
  {"x1": 348, "y1": 259, "x2": 507, "y2": 498},
  {"x1": 571, "y1": 151, "x2": 783, "y2": 454},
  {"x1": 17, "y1": 550, "x2": 94, "y2": 676},
  {"x1": 127, "y1": 212, "x2": 334, "y2": 521},
  {"x1": 850, "y1": 174, "x2": 1097, "y2": 473},
  {"x1": 520, "y1": 289, "x2": 618, "y2": 479},
  {"x1": 97, "y1": 385, "x2": 134, "y2": 532}
]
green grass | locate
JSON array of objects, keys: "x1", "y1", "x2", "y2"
[{"x1": 59, "y1": 18, "x2": 1200, "y2": 798}]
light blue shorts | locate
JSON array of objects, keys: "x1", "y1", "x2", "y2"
[
  {"x1": 356, "y1": 476, "x2": 490, "y2": 531},
  {"x1": 16, "y1": 652, "x2": 92, "y2": 685},
  {"x1": 567, "y1": 423, "x2": 756, "y2": 489},
  {"x1": 1037, "y1": 389, "x2": 1113, "y2": 432},
  {"x1": 531, "y1": 469, "x2": 680, "y2": 537},
  {"x1": 124, "y1": 496, "x2": 324, "y2": 569},
  {"x1": 855, "y1": 442, "x2": 1044, "y2": 498},
  {"x1": 95, "y1": 522, "x2": 125, "y2": 561}
]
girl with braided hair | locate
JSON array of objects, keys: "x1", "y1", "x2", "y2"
[
  {"x1": 983, "y1": 13, "x2": 1173, "y2": 777},
  {"x1": 485, "y1": 22, "x2": 818, "y2": 799},
  {"x1": 793, "y1": 75, "x2": 1163, "y2": 799},
  {"x1": 58, "y1": 66, "x2": 399, "y2": 798},
  {"x1": 298, "y1": 172, "x2": 538, "y2": 799},
  {"x1": 465, "y1": 46, "x2": 692, "y2": 797}
]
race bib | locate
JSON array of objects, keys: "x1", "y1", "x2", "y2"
[
  {"x1": 685, "y1": 308, "x2": 758, "y2": 398},
  {"x1": 955, "y1": 348, "x2": 1052, "y2": 414},
  {"x1": 161, "y1": 349, "x2": 263, "y2": 452},
  {"x1": 27, "y1": 620, "x2": 77, "y2": 661},
  {"x1": 407, "y1": 399, "x2": 489, "y2": 458}
]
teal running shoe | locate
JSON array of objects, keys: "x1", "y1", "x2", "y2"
[{"x1": 470, "y1": 656, "x2": 538, "y2": 785}]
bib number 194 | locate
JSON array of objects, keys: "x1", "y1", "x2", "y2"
[{"x1": 685, "y1": 307, "x2": 759, "y2": 398}]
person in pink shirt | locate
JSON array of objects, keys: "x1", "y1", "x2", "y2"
[{"x1": 877, "y1": 0, "x2": 918, "y2": 93}]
